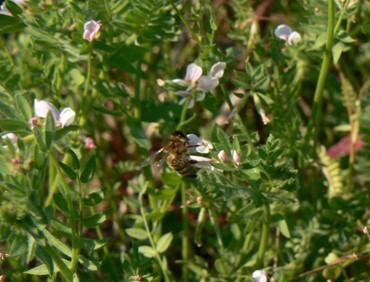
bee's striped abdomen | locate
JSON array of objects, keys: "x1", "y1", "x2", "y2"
[{"x1": 167, "y1": 154, "x2": 197, "y2": 177}]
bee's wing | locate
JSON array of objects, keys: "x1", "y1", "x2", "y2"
[{"x1": 140, "y1": 148, "x2": 166, "y2": 169}]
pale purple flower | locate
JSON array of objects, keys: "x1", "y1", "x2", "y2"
[
  {"x1": 198, "y1": 76, "x2": 219, "y2": 92},
  {"x1": 173, "y1": 63, "x2": 203, "y2": 86},
  {"x1": 33, "y1": 99, "x2": 76, "y2": 128},
  {"x1": 83, "y1": 20, "x2": 102, "y2": 42},
  {"x1": 210, "y1": 62, "x2": 226, "y2": 79},
  {"x1": 252, "y1": 270, "x2": 268, "y2": 282},
  {"x1": 327, "y1": 135, "x2": 364, "y2": 159},
  {"x1": 34, "y1": 99, "x2": 60, "y2": 121},
  {"x1": 275, "y1": 24, "x2": 302, "y2": 45},
  {"x1": 187, "y1": 134, "x2": 214, "y2": 154}
]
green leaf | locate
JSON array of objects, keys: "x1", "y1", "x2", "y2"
[
  {"x1": 156, "y1": 232, "x2": 173, "y2": 253},
  {"x1": 332, "y1": 42, "x2": 349, "y2": 65},
  {"x1": 80, "y1": 154, "x2": 96, "y2": 183},
  {"x1": 84, "y1": 191, "x2": 104, "y2": 206},
  {"x1": 0, "y1": 119, "x2": 29, "y2": 131},
  {"x1": 243, "y1": 168, "x2": 261, "y2": 181},
  {"x1": 0, "y1": 100, "x2": 16, "y2": 118},
  {"x1": 215, "y1": 126, "x2": 231, "y2": 150},
  {"x1": 126, "y1": 228, "x2": 148, "y2": 240},
  {"x1": 59, "y1": 162, "x2": 78, "y2": 180},
  {"x1": 66, "y1": 148, "x2": 80, "y2": 170},
  {"x1": 54, "y1": 193, "x2": 70, "y2": 213},
  {"x1": 55, "y1": 125, "x2": 79, "y2": 141},
  {"x1": 15, "y1": 94, "x2": 32, "y2": 121},
  {"x1": 278, "y1": 219, "x2": 291, "y2": 238},
  {"x1": 138, "y1": 246, "x2": 157, "y2": 258},
  {"x1": 24, "y1": 264, "x2": 50, "y2": 276},
  {"x1": 83, "y1": 212, "x2": 108, "y2": 228},
  {"x1": 45, "y1": 112, "x2": 55, "y2": 150}
]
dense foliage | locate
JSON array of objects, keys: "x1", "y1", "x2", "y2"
[{"x1": 0, "y1": 0, "x2": 369, "y2": 281}]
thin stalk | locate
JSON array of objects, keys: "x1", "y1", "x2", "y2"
[
  {"x1": 257, "y1": 204, "x2": 270, "y2": 268},
  {"x1": 70, "y1": 178, "x2": 83, "y2": 275},
  {"x1": 334, "y1": 0, "x2": 350, "y2": 35},
  {"x1": 208, "y1": 208, "x2": 224, "y2": 251},
  {"x1": 139, "y1": 194, "x2": 170, "y2": 282},
  {"x1": 177, "y1": 99, "x2": 189, "y2": 130},
  {"x1": 83, "y1": 51, "x2": 92, "y2": 98},
  {"x1": 181, "y1": 183, "x2": 189, "y2": 282},
  {"x1": 304, "y1": 0, "x2": 335, "y2": 148}
]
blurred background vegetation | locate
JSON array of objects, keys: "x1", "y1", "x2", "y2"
[{"x1": 0, "y1": 0, "x2": 369, "y2": 281}]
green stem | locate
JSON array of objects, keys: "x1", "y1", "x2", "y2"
[
  {"x1": 208, "y1": 208, "x2": 224, "y2": 251},
  {"x1": 334, "y1": 0, "x2": 350, "y2": 35},
  {"x1": 181, "y1": 183, "x2": 189, "y2": 282},
  {"x1": 177, "y1": 99, "x2": 189, "y2": 130},
  {"x1": 257, "y1": 204, "x2": 270, "y2": 267},
  {"x1": 83, "y1": 51, "x2": 92, "y2": 98},
  {"x1": 304, "y1": 0, "x2": 335, "y2": 148},
  {"x1": 139, "y1": 194, "x2": 170, "y2": 282}
]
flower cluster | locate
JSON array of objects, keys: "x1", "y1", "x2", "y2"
[
  {"x1": 218, "y1": 149, "x2": 241, "y2": 166},
  {"x1": 172, "y1": 62, "x2": 226, "y2": 108},
  {"x1": 186, "y1": 134, "x2": 214, "y2": 168},
  {"x1": 274, "y1": 24, "x2": 302, "y2": 45},
  {"x1": 33, "y1": 99, "x2": 76, "y2": 128}
]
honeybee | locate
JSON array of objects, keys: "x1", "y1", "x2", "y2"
[{"x1": 143, "y1": 131, "x2": 213, "y2": 178}]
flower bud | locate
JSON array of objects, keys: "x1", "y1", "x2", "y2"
[
  {"x1": 84, "y1": 137, "x2": 96, "y2": 151},
  {"x1": 217, "y1": 150, "x2": 229, "y2": 163},
  {"x1": 231, "y1": 149, "x2": 241, "y2": 166}
]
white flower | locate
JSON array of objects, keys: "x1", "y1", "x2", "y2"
[
  {"x1": 274, "y1": 24, "x2": 301, "y2": 45},
  {"x1": 33, "y1": 99, "x2": 75, "y2": 128},
  {"x1": 187, "y1": 134, "x2": 214, "y2": 154},
  {"x1": 231, "y1": 149, "x2": 241, "y2": 166},
  {"x1": 83, "y1": 20, "x2": 102, "y2": 42},
  {"x1": 59, "y1": 107, "x2": 76, "y2": 128},
  {"x1": 34, "y1": 99, "x2": 60, "y2": 120},
  {"x1": 2, "y1": 133, "x2": 18, "y2": 144},
  {"x1": 252, "y1": 270, "x2": 268, "y2": 282},
  {"x1": 287, "y1": 31, "x2": 302, "y2": 45}
]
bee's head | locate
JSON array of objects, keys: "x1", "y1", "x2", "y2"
[{"x1": 163, "y1": 131, "x2": 189, "y2": 153}]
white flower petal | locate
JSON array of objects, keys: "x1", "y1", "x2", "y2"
[
  {"x1": 83, "y1": 20, "x2": 102, "y2": 42},
  {"x1": 187, "y1": 134, "x2": 214, "y2": 154},
  {"x1": 274, "y1": 24, "x2": 293, "y2": 41},
  {"x1": 184, "y1": 63, "x2": 203, "y2": 83},
  {"x1": 34, "y1": 99, "x2": 60, "y2": 121},
  {"x1": 210, "y1": 62, "x2": 226, "y2": 79},
  {"x1": 218, "y1": 150, "x2": 229, "y2": 163},
  {"x1": 2, "y1": 133, "x2": 17, "y2": 144},
  {"x1": 287, "y1": 31, "x2": 302, "y2": 45},
  {"x1": 189, "y1": 155, "x2": 212, "y2": 163},
  {"x1": 231, "y1": 149, "x2": 241, "y2": 166},
  {"x1": 59, "y1": 107, "x2": 76, "y2": 127},
  {"x1": 198, "y1": 76, "x2": 219, "y2": 92},
  {"x1": 172, "y1": 79, "x2": 189, "y2": 87},
  {"x1": 252, "y1": 270, "x2": 267, "y2": 282}
]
